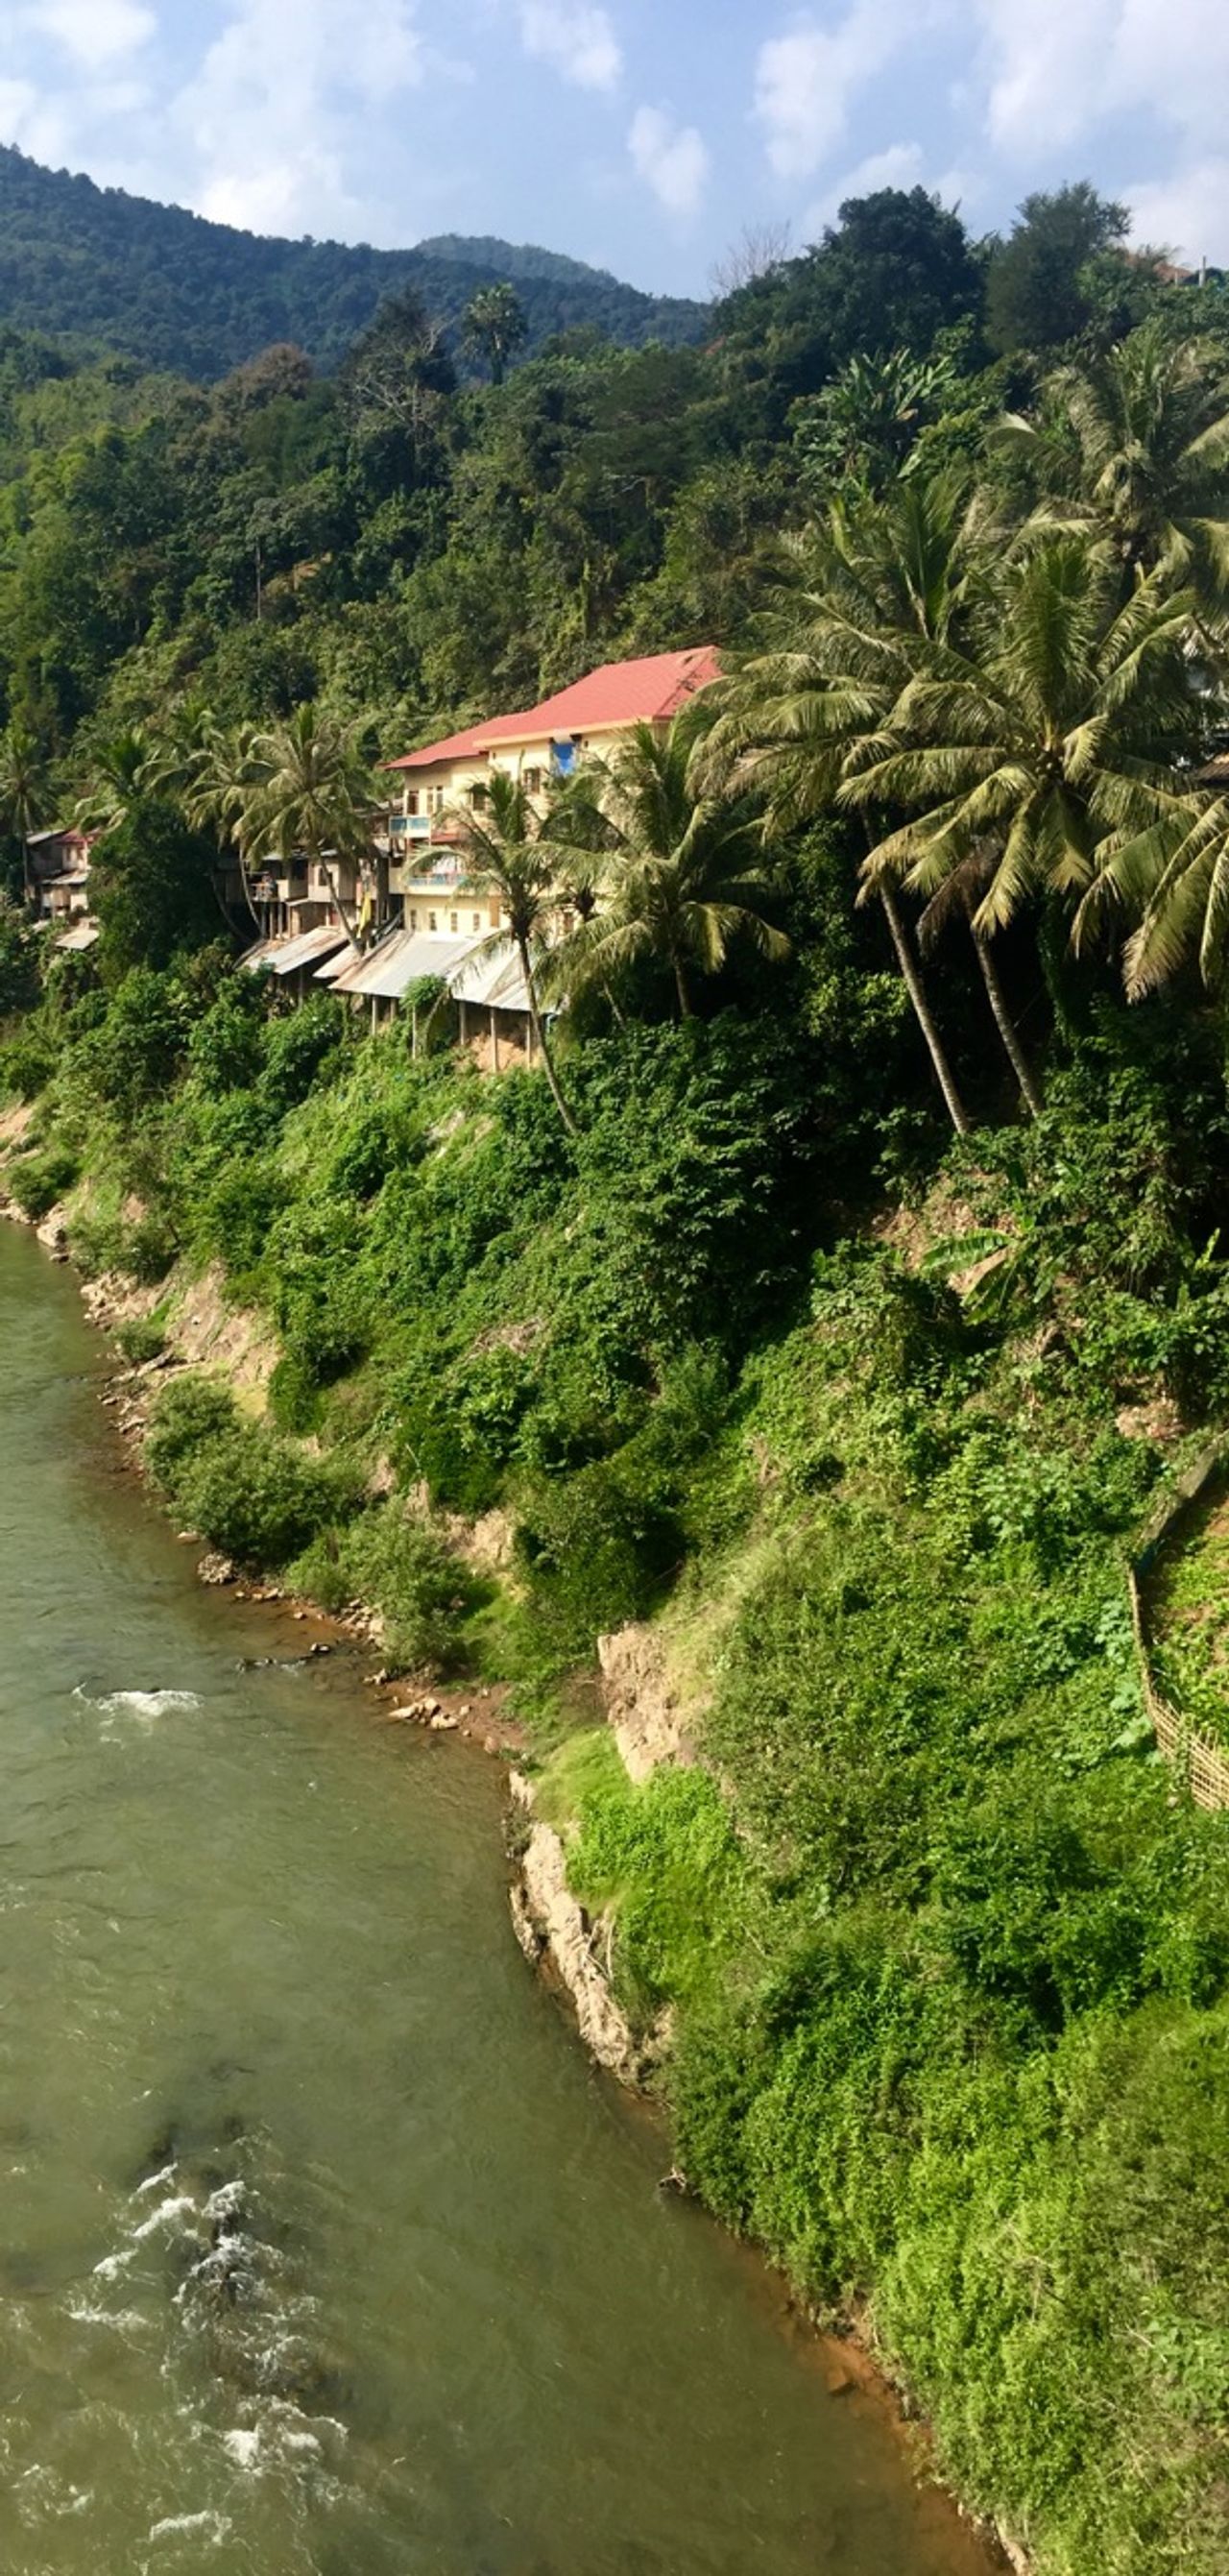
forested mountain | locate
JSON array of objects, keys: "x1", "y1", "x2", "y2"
[
  {"x1": 1, "y1": 180, "x2": 1211, "y2": 767},
  {"x1": 0, "y1": 146, "x2": 708, "y2": 380}
]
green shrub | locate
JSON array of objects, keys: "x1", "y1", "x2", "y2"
[
  {"x1": 177, "y1": 1433, "x2": 347, "y2": 1567},
  {"x1": 115, "y1": 1311, "x2": 168, "y2": 1365},
  {"x1": 0, "y1": 1023, "x2": 58, "y2": 1100},
  {"x1": 268, "y1": 1349, "x2": 325, "y2": 1434},
  {"x1": 258, "y1": 997, "x2": 347, "y2": 1113},
  {"x1": 515, "y1": 1457, "x2": 683, "y2": 1662},
  {"x1": 6, "y1": 1140, "x2": 80, "y2": 1218},
  {"x1": 342, "y1": 1502, "x2": 479, "y2": 1671},
  {"x1": 187, "y1": 986, "x2": 266, "y2": 1095},
  {"x1": 146, "y1": 1374, "x2": 239, "y2": 1482},
  {"x1": 147, "y1": 1373, "x2": 349, "y2": 1566},
  {"x1": 123, "y1": 1208, "x2": 179, "y2": 1284}
]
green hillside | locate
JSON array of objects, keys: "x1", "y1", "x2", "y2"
[{"x1": 0, "y1": 147, "x2": 709, "y2": 380}]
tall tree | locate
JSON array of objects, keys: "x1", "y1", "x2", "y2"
[
  {"x1": 74, "y1": 727, "x2": 150, "y2": 836},
  {"x1": 0, "y1": 719, "x2": 52, "y2": 908},
  {"x1": 463, "y1": 282, "x2": 528, "y2": 387},
  {"x1": 147, "y1": 699, "x2": 266, "y2": 934},
  {"x1": 551, "y1": 717, "x2": 788, "y2": 1021},
  {"x1": 454, "y1": 768, "x2": 577, "y2": 1133},
  {"x1": 240, "y1": 704, "x2": 377, "y2": 952},
  {"x1": 1005, "y1": 322, "x2": 1229, "y2": 602},
  {"x1": 986, "y1": 182, "x2": 1130, "y2": 356},
  {"x1": 843, "y1": 536, "x2": 1198, "y2": 971},
  {"x1": 707, "y1": 469, "x2": 999, "y2": 1130}
]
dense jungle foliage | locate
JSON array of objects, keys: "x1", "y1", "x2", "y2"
[
  {"x1": 3, "y1": 177, "x2": 1229, "y2": 2576},
  {"x1": 0, "y1": 145, "x2": 707, "y2": 381}
]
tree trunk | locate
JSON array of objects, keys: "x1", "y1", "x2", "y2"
[
  {"x1": 231, "y1": 839, "x2": 262, "y2": 935},
  {"x1": 879, "y1": 883, "x2": 971, "y2": 1136},
  {"x1": 672, "y1": 950, "x2": 693, "y2": 1019},
  {"x1": 318, "y1": 851, "x2": 361, "y2": 952},
  {"x1": 21, "y1": 835, "x2": 34, "y2": 912},
  {"x1": 973, "y1": 931, "x2": 1042, "y2": 1118},
  {"x1": 518, "y1": 935, "x2": 577, "y2": 1136}
]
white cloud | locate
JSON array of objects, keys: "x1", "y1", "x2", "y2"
[
  {"x1": 1124, "y1": 157, "x2": 1229, "y2": 266},
  {"x1": 518, "y1": 0, "x2": 621, "y2": 92},
  {"x1": 804, "y1": 141, "x2": 981, "y2": 236},
  {"x1": 964, "y1": 0, "x2": 1229, "y2": 260},
  {"x1": 804, "y1": 138, "x2": 925, "y2": 233},
  {"x1": 172, "y1": 0, "x2": 424, "y2": 238},
  {"x1": 627, "y1": 104, "x2": 709, "y2": 220},
  {"x1": 31, "y1": 0, "x2": 157, "y2": 70},
  {"x1": 0, "y1": 73, "x2": 77, "y2": 164},
  {"x1": 753, "y1": 7, "x2": 903, "y2": 182},
  {"x1": 972, "y1": 0, "x2": 1229, "y2": 159}
]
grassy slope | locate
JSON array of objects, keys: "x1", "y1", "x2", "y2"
[{"x1": 5, "y1": 984, "x2": 1229, "y2": 2576}]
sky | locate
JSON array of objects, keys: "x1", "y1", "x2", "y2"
[{"x1": 1, "y1": 0, "x2": 1228, "y2": 298}]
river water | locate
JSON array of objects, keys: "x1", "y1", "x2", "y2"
[{"x1": 0, "y1": 1223, "x2": 993, "y2": 2576}]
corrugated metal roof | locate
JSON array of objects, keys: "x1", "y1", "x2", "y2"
[
  {"x1": 329, "y1": 929, "x2": 481, "y2": 1000},
  {"x1": 386, "y1": 647, "x2": 721, "y2": 772},
  {"x1": 55, "y1": 919, "x2": 99, "y2": 952},
  {"x1": 243, "y1": 923, "x2": 352, "y2": 978},
  {"x1": 449, "y1": 942, "x2": 533, "y2": 1014}
]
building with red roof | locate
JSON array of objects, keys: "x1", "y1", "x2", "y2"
[
  {"x1": 384, "y1": 646, "x2": 721, "y2": 775},
  {"x1": 375, "y1": 648, "x2": 724, "y2": 1043},
  {"x1": 244, "y1": 646, "x2": 725, "y2": 1069}
]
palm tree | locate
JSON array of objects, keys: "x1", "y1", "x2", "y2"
[
  {"x1": 462, "y1": 283, "x2": 528, "y2": 387},
  {"x1": 74, "y1": 728, "x2": 150, "y2": 836},
  {"x1": 916, "y1": 850, "x2": 1044, "y2": 1116},
  {"x1": 843, "y1": 536, "x2": 1199, "y2": 984},
  {"x1": 240, "y1": 704, "x2": 377, "y2": 952},
  {"x1": 552, "y1": 717, "x2": 788, "y2": 1022},
  {"x1": 707, "y1": 470, "x2": 1000, "y2": 1131},
  {"x1": 454, "y1": 769, "x2": 578, "y2": 1136},
  {"x1": 1005, "y1": 322, "x2": 1229, "y2": 604},
  {"x1": 0, "y1": 721, "x2": 52, "y2": 909},
  {"x1": 1091, "y1": 763, "x2": 1229, "y2": 998},
  {"x1": 146, "y1": 700, "x2": 267, "y2": 935}
]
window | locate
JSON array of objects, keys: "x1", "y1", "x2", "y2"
[
  {"x1": 471, "y1": 912, "x2": 481, "y2": 933},
  {"x1": 409, "y1": 910, "x2": 418, "y2": 930},
  {"x1": 406, "y1": 790, "x2": 420, "y2": 816},
  {"x1": 523, "y1": 766, "x2": 542, "y2": 794},
  {"x1": 449, "y1": 911, "x2": 458, "y2": 933},
  {"x1": 428, "y1": 911, "x2": 437, "y2": 932},
  {"x1": 468, "y1": 782, "x2": 487, "y2": 810}
]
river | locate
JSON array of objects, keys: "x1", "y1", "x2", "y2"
[{"x1": 0, "y1": 1222, "x2": 995, "y2": 2576}]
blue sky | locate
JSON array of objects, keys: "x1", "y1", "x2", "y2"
[{"x1": 1, "y1": 0, "x2": 1227, "y2": 296}]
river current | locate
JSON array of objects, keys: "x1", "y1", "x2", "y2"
[{"x1": 0, "y1": 1223, "x2": 993, "y2": 2576}]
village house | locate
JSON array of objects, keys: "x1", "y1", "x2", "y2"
[
  {"x1": 25, "y1": 826, "x2": 100, "y2": 953},
  {"x1": 331, "y1": 645, "x2": 722, "y2": 1057}
]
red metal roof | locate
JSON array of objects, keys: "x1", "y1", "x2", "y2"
[
  {"x1": 384, "y1": 720, "x2": 489, "y2": 773},
  {"x1": 385, "y1": 646, "x2": 721, "y2": 772}
]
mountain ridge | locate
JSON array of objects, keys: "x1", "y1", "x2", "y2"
[{"x1": 0, "y1": 146, "x2": 709, "y2": 381}]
